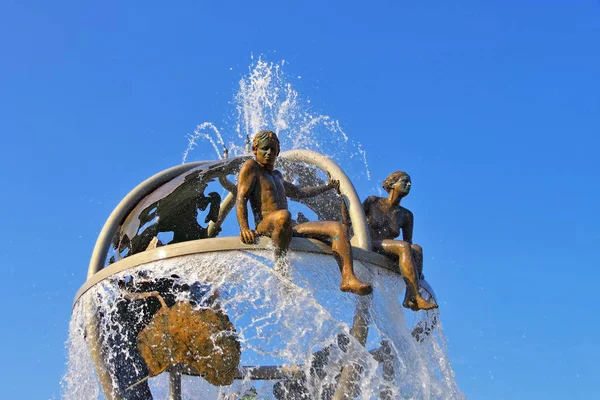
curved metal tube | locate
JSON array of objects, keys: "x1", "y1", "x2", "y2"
[
  {"x1": 280, "y1": 150, "x2": 371, "y2": 251},
  {"x1": 207, "y1": 192, "x2": 236, "y2": 238}
]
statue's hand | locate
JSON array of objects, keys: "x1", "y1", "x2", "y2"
[
  {"x1": 327, "y1": 175, "x2": 341, "y2": 195},
  {"x1": 240, "y1": 228, "x2": 257, "y2": 244}
]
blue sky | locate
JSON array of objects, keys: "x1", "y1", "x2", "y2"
[{"x1": 1, "y1": 1, "x2": 599, "y2": 399}]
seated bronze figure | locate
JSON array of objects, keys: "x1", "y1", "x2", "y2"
[
  {"x1": 363, "y1": 172, "x2": 437, "y2": 311},
  {"x1": 236, "y1": 130, "x2": 372, "y2": 296}
]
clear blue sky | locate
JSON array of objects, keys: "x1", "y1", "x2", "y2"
[{"x1": 1, "y1": 1, "x2": 599, "y2": 399}]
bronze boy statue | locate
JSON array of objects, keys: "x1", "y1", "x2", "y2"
[
  {"x1": 363, "y1": 171, "x2": 438, "y2": 310},
  {"x1": 236, "y1": 130, "x2": 372, "y2": 296}
]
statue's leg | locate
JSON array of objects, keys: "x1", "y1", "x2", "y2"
[
  {"x1": 294, "y1": 221, "x2": 372, "y2": 296},
  {"x1": 380, "y1": 240, "x2": 437, "y2": 311},
  {"x1": 256, "y1": 210, "x2": 293, "y2": 259},
  {"x1": 411, "y1": 244, "x2": 424, "y2": 280}
]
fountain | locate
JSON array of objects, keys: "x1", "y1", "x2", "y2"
[{"x1": 62, "y1": 59, "x2": 464, "y2": 400}]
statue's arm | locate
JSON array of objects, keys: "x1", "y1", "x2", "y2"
[
  {"x1": 283, "y1": 176, "x2": 338, "y2": 199},
  {"x1": 236, "y1": 160, "x2": 256, "y2": 234},
  {"x1": 401, "y1": 209, "x2": 414, "y2": 244}
]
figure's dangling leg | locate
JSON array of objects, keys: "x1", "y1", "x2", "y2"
[
  {"x1": 409, "y1": 244, "x2": 436, "y2": 310},
  {"x1": 382, "y1": 241, "x2": 437, "y2": 311},
  {"x1": 295, "y1": 221, "x2": 372, "y2": 296},
  {"x1": 411, "y1": 244, "x2": 424, "y2": 280},
  {"x1": 331, "y1": 224, "x2": 372, "y2": 296}
]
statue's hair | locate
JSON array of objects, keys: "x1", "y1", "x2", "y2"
[
  {"x1": 252, "y1": 130, "x2": 280, "y2": 155},
  {"x1": 382, "y1": 171, "x2": 410, "y2": 193}
]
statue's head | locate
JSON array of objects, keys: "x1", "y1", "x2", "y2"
[
  {"x1": 383, "y1": 171, "x2": 411, "y2": 197},
  {"x1": 252, "y1": 130, "x2": 280, "y2": 168}
]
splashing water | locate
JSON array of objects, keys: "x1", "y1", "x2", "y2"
[
  {"x1": 63, "y1": 250, "x2": 464, "y2": 399},
  {"x1": 182, "y1": 57, "x2": 371, "y2": 180}
]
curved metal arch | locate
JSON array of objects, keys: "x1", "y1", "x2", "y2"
[
  {"x1": 88, "y1": 150, "x2": 371, "y2": 278},
  {"x1": 280, "y1": 150, "x2": 371, "y2": 251}
]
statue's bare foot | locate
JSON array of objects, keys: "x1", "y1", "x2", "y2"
[
  {"x1": 340, "y1": 277, "x2": 372, "y2": 296},
  {"x1": 402, "y1": 292, "x2": 437, "y2": 311},
  {"x1": 415, "y1": 295, "x2": 438, "y2": 310}
]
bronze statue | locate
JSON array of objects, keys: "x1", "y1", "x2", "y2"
[
  {"x1": 236, "y1": 130, "x2": 372, "y2": 296},
  {"x1": 363, "y1": 171, "x2": 437, "y2": 310}
]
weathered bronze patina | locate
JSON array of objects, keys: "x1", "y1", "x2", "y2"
[
  {"x1": 136, "y1": 297, "x2": 241, "y2": 386},
  {"x1": 236, "y1": 130, "x2": 372, "y2": 296},
  {"x1": 363, "y1": 171, "x2": 437, "y2": 310},
  {"x1": 114, "y1": 275, "x2": 240, "y2": 396}
]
